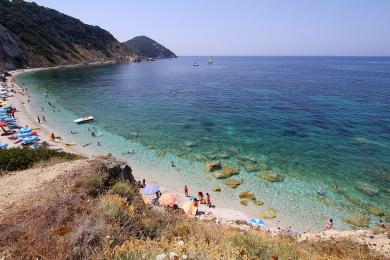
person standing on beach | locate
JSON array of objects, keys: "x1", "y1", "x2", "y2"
[
  {"x1": 42, "y1": 116, "x2": 46, "y2": 123},
  {"x1": 37, "y1": 116, "x2": 41, "y2": 124},
  {"x1": 206, "y1": 193, "x2": 211, "y2": 208},
  {"x1": 325, "y1": 218, "x2": 333, "y2": 230},
  {"x1": 184, "y1": 185, "x2": 189, "y2": 197}
]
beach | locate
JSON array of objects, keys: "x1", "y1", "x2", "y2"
[{"x1": 1, "y1": 65, "x2": 389, "y2": 257}]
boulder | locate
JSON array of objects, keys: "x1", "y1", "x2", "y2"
[
  {"x1": 239, "y1": 191, "x2": 256, "y2": 201},
  {"x1": 224, "y1": 178, "x2": 244, "y2": 189},
  {"x1": 253, "y1": 199, "x2": 264, "y2": 206},
  {"x1": 105, "y1": 161, "x2": 136, "y2": 184},
  {"x1": 344, "y1": 212, "x2": 370, "y2": 228},
  {"x1": 207, "y1": 161, "x2": 222, "y2": 172},
  {"x1": 356, "y1": 182, "x2": 380, "y2": 196},
  {"x1": 240, "y1": 200, "x2": 249, "y2": 206},
  {"x1": 260, "y1": 208, "x2": 277, "y2": 219},
  {"x1": 259, "y1": 171, "x2": 284, "y2": 182},
  {"x1": 212, "y1": 184, "x2": 222, "y2": 192},
  {"x1": 367, "y1": 206, "x2": 384, "y2": 216}
]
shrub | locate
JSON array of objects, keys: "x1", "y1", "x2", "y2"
[
  {"x1": 231, "y1": 233, "x2": 269, "y2": 258},
  {"x1": 0, "y1": 147, "x2": 80, "y2": 172},
  {"x1": 83, "y1": 174, "x2": 103, "y2": 195},
  {"x1": 112, "y1": 182, "x2": 135, "y2": 200},
  {"x1": 98, "y1": 194, "x2": 130, "y2": 221}
]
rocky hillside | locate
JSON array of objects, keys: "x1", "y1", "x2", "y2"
[
  {"x1": 0, "y1": 0, "x2": 127, "y2": 71},
  {"x1": 123, "y1": 36, "x2": 177, "y2": 59}
]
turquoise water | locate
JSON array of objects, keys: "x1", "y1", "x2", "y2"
[{"x1": 17, "y1": 57, "x2": 390, "y2": 231}]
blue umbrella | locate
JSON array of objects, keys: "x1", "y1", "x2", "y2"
[
  {"x1": 0, "y1": 143, "x2": 8, "y2": 150},
  {"x1": 141, "y1": 183, "x2": 160, "y2": 195},
  {"x1": 248, "y1": 218, "x2": 268, "y2": 229},
  {"x1": 19, "y1": 127, "x2": 32, "y2": 134},
  {"x1": 23, "y1": 136, "x2": 39, "y2": 144}
]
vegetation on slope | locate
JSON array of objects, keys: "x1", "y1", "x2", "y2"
[
  {"x1": 0, "y1": 157, "x2": 383, "y2": 259},
  {"x1": 0, "y1": 0, "x2": 126, "y2": 69},
  {"x1": 123, "y1": 36, "x2": 177, "y2": 59},
  {"x1": 0, "y1": 147, "x2": 80, "y2": 172}
]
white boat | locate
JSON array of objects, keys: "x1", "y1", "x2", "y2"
[
  {"x1": 193, "y1": 63, "x2": 199, "y2": 66},
  {"x1": 74, "y1": 116, "x2": 94, "y2": 124},
  {"x1": 208, "y1": 56, "x2": 213, "y2": 64}
]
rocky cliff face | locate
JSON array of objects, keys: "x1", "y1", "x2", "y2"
[
  {"x1": 0, "y1": 0, "x2": 127, "y2": 70},
  {"x1": 122, "y1": 36, "x2": 177, "y2": 59}
]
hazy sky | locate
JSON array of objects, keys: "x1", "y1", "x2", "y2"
[{"x1": 27, "y1": 0, "x2": 390, "y2": 56}]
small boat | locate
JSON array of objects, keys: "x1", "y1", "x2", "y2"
[
  {"x1": 74, "y1": 116, "x2": 94, "y2": 124},
  {"x1": 208, "y1": 56, "x2": 213, "y2": 64},
  {"x1": 193, "y1": 63, "x2": 199, "y2": 67}
]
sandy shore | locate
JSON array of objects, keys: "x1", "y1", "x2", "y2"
[{"x1": 2, "y1": 66, "x2": 389, "y2": 257}]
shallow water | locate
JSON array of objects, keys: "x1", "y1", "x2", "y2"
[{"x1": 17, "y1": 56, "x2": 390, "y2": 231}]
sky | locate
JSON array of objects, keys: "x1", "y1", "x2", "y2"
[{"x1": 27, "y1": 0, "x2": 390, "y2": 56}]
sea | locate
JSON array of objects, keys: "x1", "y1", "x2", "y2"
[{"x1": 16, "y1": 56, "x2": 390, "y2": 232}]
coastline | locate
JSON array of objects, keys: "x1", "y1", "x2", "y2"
[{"x1": 3, "y1": 65, "x2": 389, "y2": 256}]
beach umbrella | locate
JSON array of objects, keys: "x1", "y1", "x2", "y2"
[
  {"x1": 141, "y1": 183, "x2": 160, "y2": 195},
  {"x1": 3, "y1": 117, "x2": 15, "y2": 122},
  {"x1": 23, "y1": 136, "x2": 39, "y2": 144},
  {"x1": 0, "y1": 122, "x2": 7, "y2": 127},
  {"x1": 19, "y1": 127, "x2": 32, "y2": 134},
  {"x1": 159, "y1": 193, "x2": 183, "y2": 206},
  {"x1": 2, "y1": 104, "x2": 12, "y2": 109},
  {"x1": 0, "y1": 143, "x2": 8, "y2": 150},
  {"x1": 248, "y1": 218, "x2": 268, "y2": 229}
]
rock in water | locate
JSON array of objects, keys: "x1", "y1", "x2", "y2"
[
  {"x1": 367, "y1": 206, "x2": 384, "y2": 216},
  {"x1": 184, "y1": 141, "x2": 197, "y2": 147},
  {"x1": 259, "y1": 171, "x2": 284, "y2": 182},
  {"x1": 207, "y1": 161, "x2": 222, "y2": 172},
  {"x1": 214, "y1": 168, "x2": 240, "y2": 179},
  {"x1": 344, "y1": 194, "x2": 366, "y2": 208},
  {"x1": 356, "y1": 182, "x2": 380, "y2": 196},
  {"x1": 239, "y1": 191, "x2": 256, "y2": 201},
  {"x1": 260, "y1": 208, "x2": 277, "y2": 219},
  {"x1": 240, "y1": 200, "x2": 249, "y2": 206},
  {"x1": 253, "y1": 199, "x2": 264, "y2": 206},
  {"x1": 344, "y1": 212, "x2": 370, "y2": 228},
  {"x1": 224, "y1": 178, "x2": 244, "y2": 189},
  {"x1": 212, "y1": 184, "x2": 222, "y2": 192}
]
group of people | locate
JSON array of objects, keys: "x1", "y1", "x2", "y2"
[
  {"x1": 5, "y1": 107, "x2": 16, "y2": 117},
  {"x1": 184, "y1": 185, "x2": 212, "y2": 208}
]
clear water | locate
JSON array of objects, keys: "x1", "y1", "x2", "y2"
[{"x1": 17, "y1": 56, "x2": 390, "y2": 232}]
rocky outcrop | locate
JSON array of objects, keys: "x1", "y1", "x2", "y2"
[
  {"x1": 356, "y1": 182, "x2": 380, "y2": 196},
  {"x1": 0, "y1": 24, "x2": 26, "y2": 71},
  {"x1": 213, "y1": 168, "x2": 240, "y2": 179},
  {"x1": 344, "y1": 212, "x2": 370, "y2": 228},
  {"x1": 239, "y1": 191, "x2": 256, "y2": 201},
  {"x1": 224, "y1": 178, "x2": 243, "y2": 189}
]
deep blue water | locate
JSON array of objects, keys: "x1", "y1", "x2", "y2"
[{"x1": 18, "y1": 56, "x2": 390, "y2": 230}]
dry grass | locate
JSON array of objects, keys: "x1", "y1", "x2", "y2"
[{"x1": 0, "y1": 157, "x2": 386, "y2": 260}]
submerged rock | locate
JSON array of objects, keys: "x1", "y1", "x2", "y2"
[
  {"x1": 212, "y1": 184, "x2": 222, "y2": 192},
  {"x1": 194, "y1": 154, "x2": 207, "y2": 161},
  {"x1": 260, "y1": 208, "x2": 277, "y2": 219},
  {"x1": 207, "y1": 161, "x2": 222, "y2": 172},
  {"x1": 344, "y1": 194, "x2": 366, "y2": 208},
  {"x1": 239, "y1": 155, "x2": 257, "y2": 163},
  {"x1": 240, "y1": 200, "x2": 249, "y2": 206},
  {"x1": 213, "y1": 169, "x2": 239, "y2": 179},
  {"x1": 356, "y1": 182, "x2": 380, "y2": 196},
  {"x1": 344, "y1": 212, "x2": 370, "y2": 228},
  {"x1": 367, "y1": 206, "x2": 384, "y2": 216},
  {"x1": 253, "y1": 199, "x2": 264, "y2": 206},
  {"x1": 259, "y1": 171, "x2": 284, "y2": 182},
  {"x1": 224, "y1": 178, "x2": 244, "y2": 189},
  {"x1": 239, "y1": 191, "x2": 256, "y2": 201},
  {"x1": 184, "y1": 141, "x2": 197, "y2": 147},
  {"x1": 155, "y1": 150, "x2": 166, "y2": 157}
]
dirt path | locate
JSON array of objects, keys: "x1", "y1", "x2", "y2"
[{"x1": 0, "y1": 159, "x2": 88, "y2": 212}]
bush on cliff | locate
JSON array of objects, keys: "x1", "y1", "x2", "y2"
[{"x1": 0, "y1": 147, "x2": 80, "y2": 172}]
